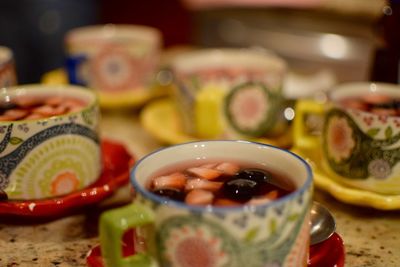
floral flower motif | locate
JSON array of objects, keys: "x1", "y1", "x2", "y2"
[
  {"x1": 326, "y1": 116, "x2": 356, "y2": 163},
  {"x1": 163, "y1": 226, "x2": 228, "y2": 267},
  {"x1": 91, "y1": 45, "x2": 141, "y2": 92},
  {"x1": 368, "y1": 159, "x2": 391, "y2": 179},
  {"x1": 51, "y1": 171, "x2": 80, "y2": 195},
  {"x1": 228, "y1": 85, "x2": 269, "y2": 131}
]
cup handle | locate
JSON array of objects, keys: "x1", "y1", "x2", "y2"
[
  {"x1": 100, "y1": 203, "x2": 155, "y2": 267},
  {"x1": 195, "y1": 85, "x2": 225, "y2": 138},
  {"x1": 293, "y1": 99, "x2": 324, "y2": 151}
]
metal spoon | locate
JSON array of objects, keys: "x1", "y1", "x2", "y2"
[{"x1": 310, "y1": 202, "x2": 336, "y2": 245}]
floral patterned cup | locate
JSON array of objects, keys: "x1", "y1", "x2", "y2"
[
  {"x1": 0, "y1": 46, "x2": 17, "y2": 88},
  {"x1": 294, "y1": 82, "x2": 400, "y2": 195},
  {"x1": 65, "y1": 24, "x2": 162, "y2": 106},
  {"x1": 0, "y1": 84, "x2": 101, "y2": 200},
  {"x1": 100, "y1": 140, "x2": 313, "y2": 267},
  {"x1": 170, "y1": 48, "x2": 287, "y2": 139}
]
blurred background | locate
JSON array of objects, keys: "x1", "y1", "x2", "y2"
[{"x1": 1, "y1": 0, "x2": 397, "y2": 86}]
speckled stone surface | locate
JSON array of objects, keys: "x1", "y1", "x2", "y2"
[
  {"x1": 0, "y1": 214, "x2": 99, "y2": 267},
  {"x1": 1, "y1": 112, "x2": 400, "y2": 267}
]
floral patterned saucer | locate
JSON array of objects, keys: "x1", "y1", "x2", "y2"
[
  {"x1": 139, "y1": 98, "x2": 292, "y2": 147},
  {"x1": 86, "y1": 230, "x2": 344, "y2": 267},
  {"x1": 291, "y1": 147, "x2": 400, "y2": 210},
  {"x1": 0, "y1": 140, "x2": 133, "y2": 220},
  {"x1": 41, "y1": 69, "x2": 167, "y2": 109}
]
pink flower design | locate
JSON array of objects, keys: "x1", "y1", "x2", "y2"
[
  {"x1": 228, "y1": 85, "x2": 269, "y2": 130},
  {"x1": 91, "y1": 45, "x2": 141, "y2": 92},
  {"x1": 326, "y1": 116, "x2": 356, "y2": 163},
  {"x1": 164, "y1": 226, "x2": 228, "y2": 267}
]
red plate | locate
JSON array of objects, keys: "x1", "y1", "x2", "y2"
[
  {"x1": 86, "y1": 231, "x2": 345, "y2": 267},
  {"x1": 0, "y1": 139, "x2": 133, "y2": 220}
]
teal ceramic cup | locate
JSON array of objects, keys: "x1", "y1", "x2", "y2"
[{"x1": 100, "y1": 140, "x2": 313, "y2": 267}]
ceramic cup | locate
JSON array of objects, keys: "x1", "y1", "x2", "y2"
[
  {"x1": 294, "y1": 82, "x2": 400, "y2": 195},
  {"x1": 65, "y1": 24, "x2": 162, "y2": 105},
  {"x1": 100, "y1": 140, "x2": 313, "y2": 267},
  {"x1": 0, "y1": 84, "x2": 101, "y2": 200},
  {"x1": 170, "y1": 48, "x2": 287, "y2": 139},
  {"x1": 0, "y1": 46, "x2": 17, "y2": 88}
]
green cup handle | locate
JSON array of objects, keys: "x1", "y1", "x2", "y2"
[
  {"x1": 100, "y1": 203, "x2": 155, "y2": 267},
  {"x1": 293, "y1": 99, "x2": 324, "y2": 151}
]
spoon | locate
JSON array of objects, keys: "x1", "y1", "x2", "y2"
[{"x1": 310, "y1": 202, "x2": 336, "y2": 245}]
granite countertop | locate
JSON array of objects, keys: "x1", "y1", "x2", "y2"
[{"x1": 1, "y1": 111, "x2": 400, "y2": 267}]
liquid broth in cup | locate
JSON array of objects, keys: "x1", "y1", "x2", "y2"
[
  {"x1": 148, "y1": 160, "x2": 294, "y2": 206},
  {"x1": 294, "y1": 82, "x2": 400, "y2": 195},
  {"x1": 0, "y1": 95, "x2": 86, "y2": 121},
  {"x1": 0, "y1": 85, "x2": 101, "y2": 200},
  {"x1": 100, "y1": 141, "x2": 312, "y2": 267}
]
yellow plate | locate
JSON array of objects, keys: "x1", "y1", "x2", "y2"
[
  {"x1": 140, "y1": 98, "x2": 292, "y2": 147},
  {"x1": 41, "y1": 69, "x2": 167, "y2": 109},
  {"x1": 291, "y1": 147, "x2": 400, "y2": 210}
]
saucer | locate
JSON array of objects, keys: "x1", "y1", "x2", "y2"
[
  {"x1": 292, "y1": 147, "x2": 400, "y2": 210},
  {"x1": 41, "y1": 69, "x2": 167, "y2": 109},
  {"x1": 0, "y1": 139, "x2": 133, "y2": 220},
  {"x1": 86, "y1": 231, "x2": 345, "y2": 267},
  {"x1": 140, "y1": 98, "x2": 292, "y2": 147}
]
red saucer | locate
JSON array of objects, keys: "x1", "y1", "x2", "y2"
[
  {"x1": 0, "y1": 139, "x2": 134, "y2": 220},
  {"x1": 86, "y1": 231, "x2": 345, "y2": 267}
]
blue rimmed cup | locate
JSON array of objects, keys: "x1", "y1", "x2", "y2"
[
  {"x1": 0, "y1": 84, "x2": 101, "y2": 200},
  {"x1": 64, "y1": 24, "x2": 162, "y2": 96},
  {"x1": 100, "y1": 140, "x2": 313, "y2": 267}
]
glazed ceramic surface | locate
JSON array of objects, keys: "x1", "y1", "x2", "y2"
[
  {"x1": 87, "y1": 232, "x2": 345, "y2": 267},
  {"x1": 170, "y1": 48, "x2": 287, "y2": 139},
  {"x1": 291, "y1": 146, "x2": 400, "y2": 210},
  {"x1": 100, "y1": 140, "x2": 313, "y2": 267},
  {"x1": 295, "y1": 82, "x2": 400, "y2": 195},
  {"x1": 0, "y1": 46, "x2": 17, "y2": 87},
  {"x1": 0, "y1": 85, "x2": 100, "y2": 200},
  {"x1": 140, "y1": 98, "x2": 292, "y2": 148},
  {"x1": 0, "y1": 140, "x2": 133, "y2": 219},
  {"x1": 65, "y1": 24, "x2": 162, "y2": 99}
]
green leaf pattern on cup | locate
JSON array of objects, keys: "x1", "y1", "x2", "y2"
[
  {"x1": 9, "y1": 136, "x2": 23, "y2": 145},
  {"x1": 324, "y1": 108, "x2": 400, "y2": 180}
]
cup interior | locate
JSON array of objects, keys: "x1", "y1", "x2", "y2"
[
  {"x1": 171, "y1": 48, "x2": 286, "y2": 74},
  {"x1": 0, "y1": 85, "x2": 97, "y2": 122},
  {"x1": 131, "y1": 140, "x2": 312, "y2": 209},
  {"x1": 330, "y1": 82, "x2": 400, "y2": 107}
]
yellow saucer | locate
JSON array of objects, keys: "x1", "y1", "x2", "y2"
[
  {"x1": 291, "y1": 147, "x2": 400, "y2": 210},
  {"x1": 41, "y1": 69, "x2": 167, "y2": 109},
  {"x1": 140, "y1": 98, "x2": 292, "y2": 147}
]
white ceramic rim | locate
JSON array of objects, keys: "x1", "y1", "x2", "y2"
[
  {"x1": 0, "y1": 84, "x2": 98, "y2": 124},
  {"x1": 0, "y1": 46, "x2": 13, "y2": 66},
  {"x1": 171, "y1": 48, "x2": 287, "y2": 74},
  {"x1": 330, "y1": 82, "x2": 400, "y2": 102},
  {"x1": 65, "y1": 24, "x2": 162, "y2": 46},
  {"x1": 131, "y1": 140, "x2": 312, "y2": 212}
]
